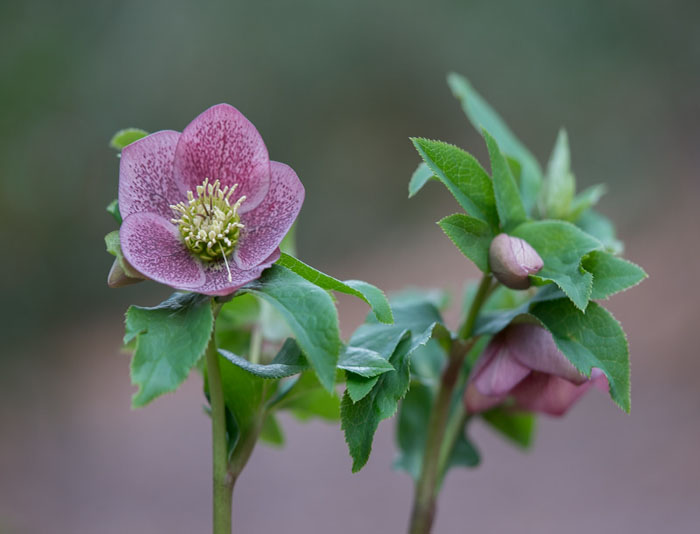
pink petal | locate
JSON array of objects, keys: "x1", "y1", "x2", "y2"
[
  {"x1": 464, "y1": 384, "x2": 506, "y2": 413},
  {"x1": 120, "y1": 213, "x2": 205, "y2": 290},
  {"x1": 507, "y1": 323, "x2": 587, "y2": 385},
  {"x1": 194, "y1": 248, "x2": 281, "y2": 297},
  {"x1": 234, "y1": 161, "x2": 305, "y2": 270},
  {"x1": 511, "y1": 372, "x2": 594, "y2": 416},
  {"x1": 173, "y1": 104, "x2": 270, "y2": 213},
  {"x1": 470, "y1": 334, "x2": 531, "y2": 396},
  {"x1": 118, "y1": 130, "x2": 183, "y2": 219}
]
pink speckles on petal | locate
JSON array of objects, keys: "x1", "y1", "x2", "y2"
[
  {"x1": 118, "y1": 131, "x2": 183, "y2": 219},
  {"x1": 120, "y1": 213, "x2": 205, "y2": 290},
  {"x1": 195, "y1": 248, "x2": 281, "y2": 296},
  {"x1": 234, "y1": 161, "x2": 304, "y2": 270},
  {"x1": 173, "y1": 104, "x2": 270, "y2": 213}
]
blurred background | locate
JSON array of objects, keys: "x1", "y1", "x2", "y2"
[{"x1": 1, "y1": 0, "x2": 699, "y2": 532}]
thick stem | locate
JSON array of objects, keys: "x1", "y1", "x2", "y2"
[
  {"x1": 205, "y1": 307, "x2": 234, "y2": 534},
  {"x1": 408, "y1": 274, "x2": 492, "y2": 534}
]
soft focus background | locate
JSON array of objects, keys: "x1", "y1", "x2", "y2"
[{"x1": 1, "y1": 1, "x2": 699, "y2": 532}]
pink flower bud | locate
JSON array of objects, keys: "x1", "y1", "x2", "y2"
[{"x1": 489, "y1": 233, "x2": 543, "y2": 289}]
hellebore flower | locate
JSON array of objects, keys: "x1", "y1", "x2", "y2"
[
  {"x1": 465, "y1": 323, "x2": 608, "y2": 416},
  {"x1": 489, "y1": 233, "x2": 543, "y2": 290},
  {"x1": 117, "y1": 104, "x2": 304, "y2": 296}
]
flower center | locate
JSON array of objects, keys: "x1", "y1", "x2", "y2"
[{"x1": 170, "y1": 178, "x2": 246, "y2": 267}]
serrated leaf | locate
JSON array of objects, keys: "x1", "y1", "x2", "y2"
[
  {"x1": 511, "y1": 220, "x2": 602, "y2": 311},
  {"x1": 338, "y1": 346, "x2": 395, "y2": 378},
  {"x1": 259, "y1": 413, "x2": 285, "y2": 446},
  {"x1": 438, "y1": 213, "x2": 494, "y2": 272},
  {"x1": 242, "y1": 265, "x2": 341, "y2": 392},
  {"x1": 341, "y1": 337, "x2": 412, "y2": 472},
  {"x1": 483, "y1": 130, "x2": 527, "y2": 230},
  {"x1": 408, "y1": 162, "x2": 435, "y2": 198},
  {"x1": 106, "y1": 199, "x2": 122, "y2": 224},
  {"x1": 481, "y1": 407, "x2": 536, "y2": 449},
  {"x1": 575, "y1": 208, "x2": 623, "y2": 254},
  {"x1": 219, "y1": 338, "x2": 307, "y2": 379},
  {"x1": 110, "y1": 128, "x2": 148, "y2": 150},
  {"x1": 583, "y1": 250, "x2": 647, "y2": 300},
  {"x1": 530, "y1": 298, "x2": 630, "y2": 412},
  {"x1": 276, "y1": 253, "x2": 392, "y2": 324},
  {"x1": 218, "y1": 354, "x2": 265, "y2": 457},
  {"x1": 569, "y1": 184, "x2": 606, "y2": 221},
  {"x1": 447, "y1": 72, "x2": 542, "y2": 213},
  {"x1": 410, "y1": 138, "x2": 498, "y2": 229},
  {"x1": 542, "y1": 129, "x2": 576, "y2": 219},
  {"x1": 125, "y1": 293, "x2": 213, "y2": 408}
]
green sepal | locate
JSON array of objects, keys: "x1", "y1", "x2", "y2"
[
  {"x1": 105, "y1": 230, "x2": 142, "y2": 281},
  {"x1": 110, "y1": 128, "x2": 149, "y2": 150},
  {"x1": 106, "y1": 199, "x2": 122, "y2": 224},
  {"x1": 241, "y1": 265, "x2": 341, "y2": 393},
  {"x1": 125, "y1": 293, "x2": 214, "y2": 408},
  {"x1": 276, "y1": 253, "x2": 393, "y2": 324},
  {"x1": 410, "y1": 138, "x2": 499, "y2": 229},
  {"x1": 447, "y1": 72, "x2": 542, "y2": 213},
  {"x1": 438, "y1": 213, "x2": 494, "y2": 272}
]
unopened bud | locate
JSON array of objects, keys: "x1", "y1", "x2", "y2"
[{"x1": 489, "y1": 233, "x2": 543, "y2": 289}]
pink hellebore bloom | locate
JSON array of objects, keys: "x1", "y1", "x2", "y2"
[
  {"x1": 465, "y1": 323, "x2": 608, "y2": 416},
  {"x1": 118, "y1": 104, "x2": 304, "y2": 296}
]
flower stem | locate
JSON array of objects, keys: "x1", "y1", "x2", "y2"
[
  {"x1": 205, "y1": 305, "x2": 234, "y2": 534},
  {"x1": 408, "y1": 274, "x2": 492, "y2": 534}
]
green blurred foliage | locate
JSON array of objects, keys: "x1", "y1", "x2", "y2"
[{"x1": 1, "y1": 0, "x2": 698, "y2": 351}]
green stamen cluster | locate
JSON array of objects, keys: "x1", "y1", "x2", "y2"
[{"x1": 171, "y1": 178, "x2": 246, "y2": 262}]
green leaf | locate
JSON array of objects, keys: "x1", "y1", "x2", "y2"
[
  {"x1": 575, "y1": 209, "x2": 623, "y2": 254},
  {"x1": 242, "y1": 265, "x2": 341, "y2": 392},
  {"x1": 438, "y1": 213, "x2": 494, "y2": 272},
  {"x1": 569, "y1": 184, "x2": 606, "y2": 221},
  {"x1": 512, "y1": 220, "x2": 602, "y2": 311},
  {"x1": 341, "y1": 337, "x2": 412, "y2": 472},
  {"x1": 106, "y1": 199, "x2": 122, "y2": 224},
  {"x1": 408, "y1": 162, "x2": 435, "y2": 198},
  {"x1": 219, "y1": 338, "x2": 307, "y2": 379},
  {"x1": 447, "y1": 72, "x2": 542, "y2": 213},
  {"x1": 481, "y1": 407, "x2": 536, "y2": 449},
  {"x1": 338, "y1": 346, "x2": 395, "y2": 378},
  {"x1": 109, "y1": 128, "x2": 148, "y2": 150},
  {"x1": 483, "y1": 130, "x2": 527, "y2": 230},
  {"x1": 410, "y1": 138, "x2": 498, "y2": 229},
  {"x1": 278, "y1": 371, "x2": 341, "y2": 422},
  {"x1": 125, "y1": 293, "x2": 214, "y2": 408},
  {"x1": 530, "y1": 298, "x2": 631, "y2": 412},
  {"x1": 218, "y1": 354, "x2": 264, "y2": 456},
  {"x1": 583, "y1": 250, "x2": 647, "y2": 300},
  {"x1": 542, "y1": 129, "x2": 576, "y2": 219},
  {"x1": 276, "y1": 253, "x2": 392, "y2": 324},
  {"x1": 259, "y1": 413, "x2": 285, "y2": 446}
]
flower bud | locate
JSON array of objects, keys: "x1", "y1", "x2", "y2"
[{"x1": 489, "y1": 233, "x2": 543, "y2": 289}]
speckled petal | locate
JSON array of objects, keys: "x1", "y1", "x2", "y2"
[
  {"x1": 511, "y1": 372, "x2": 593, "y2": 416},
  {"x1": 195, "y1": 248, "x2": 281, "y2": 297},
  {"x1": 506, "y1": 323, "x2": 587, "y2": 385},
  {"x1": 470, "y1": 334, "x2": 531, "y2": 396},
  {"x1": 120, "y1": 213, "x2": 205, "y2": 290},
  {"x1": 173, "y1": 104, "x2": 270, "y2": 213},
  {"x1": 118, "y1": 130, "x2": 183, "y2": 219},
  {"x1": 234, "y1": 161, "x2": 304, "y2": 270}
]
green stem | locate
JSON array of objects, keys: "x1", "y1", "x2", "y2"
[
  {"x1": 408, "y1": 274, "x2": 492, "y2": 534},
  {"x1": 205, "y1": 304, "x2": 234, "y2": 534}
]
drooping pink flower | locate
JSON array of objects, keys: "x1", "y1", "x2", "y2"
[
  {"x1": 464, "y1": 323, "x2": 608, "y2": 416},
  {"x1": 117, "y1": 104, "x2": 304, "y2": 296}
]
